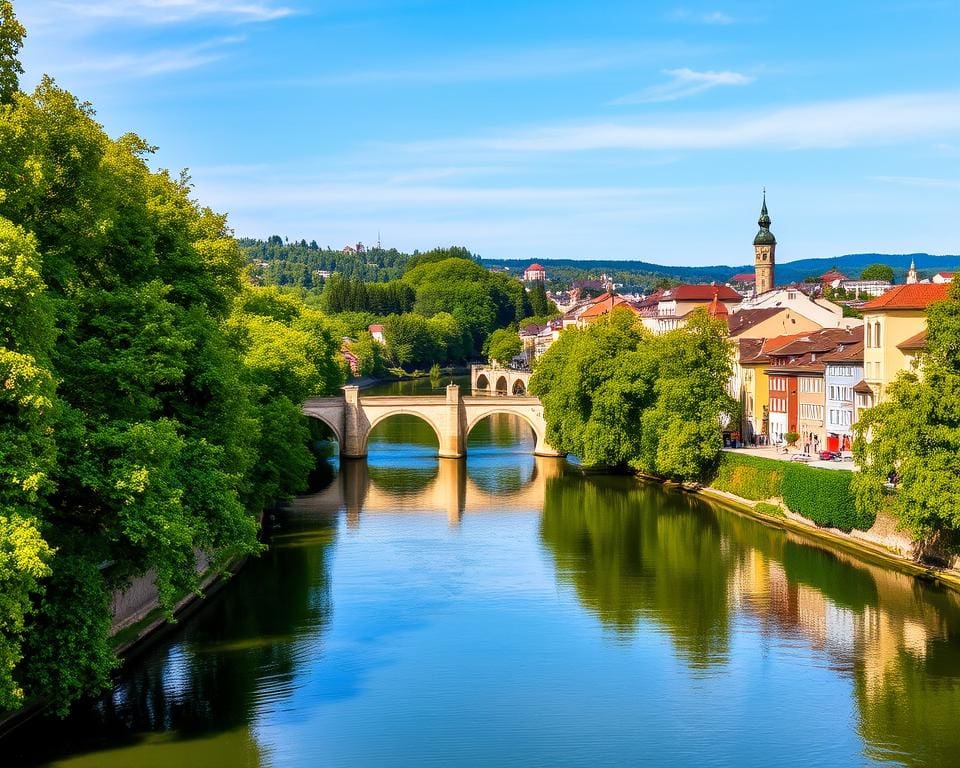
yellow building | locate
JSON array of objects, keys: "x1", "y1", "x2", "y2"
[{"x1": 859, "y1": 283, "x2": 950, "y2": 407}]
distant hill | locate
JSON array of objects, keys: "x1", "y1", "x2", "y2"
[{"x1": 482, "y1": 253, "x2": 960, "y2": 288}]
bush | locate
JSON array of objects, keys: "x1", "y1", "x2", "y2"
[
  {"x1": 782, "y1": 464, "x2": 874, "y2": 532},
  {"x1": 784, "y1": 431, "x2": 799, "y2": 445},
  {"x1": 711, "y1": 453, "x2": 785, "y2": 500}
]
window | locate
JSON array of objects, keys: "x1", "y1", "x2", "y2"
[
  {"x1": 874, "y1": 321, "x2": 881, "y2": 347},
  {"x1": 866, "y1": 324, "x2": 872, "y2": 348}
]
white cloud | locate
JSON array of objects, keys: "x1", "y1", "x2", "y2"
[
  {"x1": 611, "y1": 67, "x2": 754, "y2": 104},
  {"x1": 48, "y1": 36, "x2": 245, "y2": 77},
  {"x1": 404, "y1": 91, "x2": 960, "y2": 154},
  {"x1": 669, "y1": 9, "x2": 736, "y2": 25},
  {"x1": 30, "y1": 0, "x2": 294, "y2": 25}
]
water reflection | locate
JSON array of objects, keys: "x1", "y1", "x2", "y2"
[
  {"x1": 8, "y1": 404, "x2": 960, "y2": 767},
  {"x1": 540, "y1": 473, "x2": 960, "y2": 765}
]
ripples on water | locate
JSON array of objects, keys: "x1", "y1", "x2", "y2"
[{"x1": 7, "y1": 385, "x2": 960, "y2": 767}]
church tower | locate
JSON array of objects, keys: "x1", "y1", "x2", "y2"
[{"x1": 753, "y1": 192, "x2": 776, "y2": 294}]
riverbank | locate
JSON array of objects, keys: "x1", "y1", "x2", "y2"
[
  {"x1": 685, "y1": 480, "x2": 960, "y2": 593},
  {"x1": 0, "y1": 556, "x2": 248, "y2": 739}
]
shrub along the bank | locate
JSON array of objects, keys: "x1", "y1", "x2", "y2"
[
  {"x1": 710, "y1": 453, "x2": 874, "y2": 533},
  {"x1": 711, "y1": 453, "x2": 785, "y2": 500},
  {"x1": 782, "y1": 464, "x2": 875, "y2": 532}
]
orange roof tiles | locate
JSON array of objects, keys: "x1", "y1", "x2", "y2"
[{"x1": 861, "y1": 283, "x2": 950, "y2": 310}]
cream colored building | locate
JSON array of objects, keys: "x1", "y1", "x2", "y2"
[{"x1": 860, "y1": 283, "x2": 950, "y2": 406}]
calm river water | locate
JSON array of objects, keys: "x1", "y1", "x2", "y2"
[{"x1": 8, "y1": 377, "x2": 960, "y2": 767}]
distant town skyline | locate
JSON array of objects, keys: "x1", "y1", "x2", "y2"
[{"x1": 18, "y1": 1, "x2": 960, "y2": 265}]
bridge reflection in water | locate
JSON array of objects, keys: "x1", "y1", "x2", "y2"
[{"x1": 289, "y1": 455, "x2": 566, "y2": 527}]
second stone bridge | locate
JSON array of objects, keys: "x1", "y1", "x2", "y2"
[{"x1": 302, "y1": 384, "x2": 561, "y2": 459}]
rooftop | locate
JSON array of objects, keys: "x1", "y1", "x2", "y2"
[
  {"x1": 861, "y1": 282, "x2": 950, "y2": 310},
  {"x1": 896, "y1": 329, "x2": 928, "y2": 351},
  {"x1": 662, "y1": 284, "x2": 743, "y2": 302}
]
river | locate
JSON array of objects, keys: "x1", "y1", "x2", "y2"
[{"x1": 7, "y1": 377, "x2": 960, "y2": 767}]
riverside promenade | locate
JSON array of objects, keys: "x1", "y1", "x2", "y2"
[{"x1": 722, "y1": 445, "x2": 857, "y2": 472}]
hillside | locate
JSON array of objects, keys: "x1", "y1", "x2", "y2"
[{"x1": 481, "y1": 253, "x2": 960, "y2": 287}]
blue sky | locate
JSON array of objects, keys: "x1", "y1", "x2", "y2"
[{"x1": 16, "y1": 1, "x2": 960, "y2": 266}]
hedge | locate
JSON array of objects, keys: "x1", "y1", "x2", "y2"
[
  {"x1": 782, "y1": 463, "x2": 875, "y2": 532},
  {"x1": 711, "y1": 453, "x2": 785, "y2": 500},
  {"x1": 710, "y1": 452, "x2": 875, "y2": 533}
]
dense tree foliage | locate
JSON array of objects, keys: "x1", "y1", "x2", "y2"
[
  {"x1": 860, "y1": 263, "x2": 895, "y2": 282},
  {"x1": 322, "y1": 274, "x2": 415, "y2": 315},
  {"x1": 853, "y1": 280, "x2": 960, "y2": 545},
  {"x1": 530, "y1": 308, "x2": 735, "y2": 478},
  {"x1": 0, "y1": 4, "x2": 343, "y2": 711},
  {"x1": 486, "y1": 328, "x2": 522, "y2": 366}
]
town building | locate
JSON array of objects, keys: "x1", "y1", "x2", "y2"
[
  {"x1": 822, "y1": 333, "x2": 864, "y2": 453},
  {"x1": 836, "y1": 278, "x2": 892, "y2": 299},
  {"x1": 763, "y1": 328, "x2": 861, "y2": 447},
  {"x1": 932, "y1": 272, "x2": 955, "y2": 284},
  {"x1": 523, "y1": 263, "x2": 547, "y2": 282},
  {"x1": 368, "y1": 324, "x2": 385, "y2": 344},
  {"x1": 737, "y1": 285, "x2": 858, "y2": 329},
  {"x1": 859, "y1": 282, "x2": 950, "y2": 406},
  {"x1": 727, "y1": 272, "x2": 756, "y2": 297},
  {"x1": 753, "y1": 193, "x2": 776, "y2": 294},
  {"x1": 640, "y1": 284, "x2": 742, "y2": 333}
]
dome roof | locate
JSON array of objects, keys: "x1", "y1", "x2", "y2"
[{"x1": 753, "y1": 193, "x2": 776, "y2": 246}]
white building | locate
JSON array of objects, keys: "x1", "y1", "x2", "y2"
[{"x1": 736, "y1": 287, "x2": 860, "y2": 330}]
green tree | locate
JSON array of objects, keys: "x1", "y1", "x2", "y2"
[
  {"x1": 860, "y1": 263, "x2": 894, "y2": 282},
  {"x1": 0, "y1": 218, "x2": 56, "y2": 709},
  {"x1": 531, "y1": 308, "x2": 734, "y2": 478},
  {"x1": 0, "y1": 0, "x2": 25, "y2": 104},
  {"x1": 487, "y1": 328, "x2": 522, "y2": 366}
]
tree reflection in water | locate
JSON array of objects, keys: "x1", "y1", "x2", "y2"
[
  {"x1": 540, "y1": 471, "x2": 960, "y2": 765},
  {"x1": 7, "y1": 512, "x2": 338, "y2": 768}
]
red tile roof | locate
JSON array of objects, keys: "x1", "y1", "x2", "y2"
[
  {"x1": 525, "y1": 263, "x2": 545, "y2": 271},
  {"x1": 663, "y1": 284, "x2": 743, "y2": 302},
  {"x1": 861, "y1": 283, "x2": 950, "y2": 310},
  {"x1": 896, "y1": 329, "x2": 928, "y2": 350},
  {"x1": 821, "y1": 270, "x2": 848, "y2": 282},
  {"x1": 729, "y1": 273, "x2": 756, "y2": 282}
]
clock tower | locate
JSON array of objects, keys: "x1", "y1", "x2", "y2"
[{"x1": 753, "y1": 191, "x2": 776, "y2": 295}]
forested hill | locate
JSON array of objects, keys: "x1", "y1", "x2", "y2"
[
  {"x1": 480, "y1": 253, "x2": 960, "y2": 286},
  {"x1": 243, "y1": 237, "x2": 960, "y2": 290}
]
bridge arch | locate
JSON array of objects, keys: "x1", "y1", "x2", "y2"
[
  {"x1": 495, "y1": 376, "x2": 508, "y2": 394},
  {"x1": 475, "y1": 373, "x2": 489, "y2": 390},
  {"x1": 465, "y1": 408, "x2": 550, "y2": 455},
  {"x1": 302, "y1": 411, "x2": 344, "y2": 449},
  {"x1": 512, "y1": 379, "x2": 527, "y2": 396},
  {"x1": 361, "y1": 409, "x2": 444, "y2": 455}
]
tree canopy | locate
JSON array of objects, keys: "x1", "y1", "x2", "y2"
[
  {"x1": 530, "y1": 308, "x2": 735, "y2": 478},
  {"x1": 0, "y1": 2, "x2": 344, "y2": 711},
  {"x1": 860, "y1": 263, "x2": 894, "y2": 282}
]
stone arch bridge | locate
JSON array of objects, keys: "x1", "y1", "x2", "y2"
[
  {"x1": 302, "y1": 384, "x2": 561, "y2": 459},
  {"x1": 471, "y1": 365, "x2": 531, "y2": 396}
]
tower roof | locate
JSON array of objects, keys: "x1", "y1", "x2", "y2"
[{"x1": 753, "y1": 192, "x2": 776, "y2": 246}]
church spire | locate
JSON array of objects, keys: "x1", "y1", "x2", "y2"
[
  {"x1": 754, "y1": 190, "x2": 776, "y2": 246},
  {"x1": 753, "y1": 190, "x2": 776, "y2": 294}
]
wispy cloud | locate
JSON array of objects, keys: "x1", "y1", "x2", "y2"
[
  {"x1": 31, "y1": 0, "x2": 294, "y2": 25},
  {"x1": 51, "y1": 36, "x2": 245, "y2": 77},
  {"x1": 669, "y1": 8, "x2": 737, "y2": 25},
  {"x1": 611, "y1": 67, "x2": 754, "y2": 104},
  {"x1": 403, "y1": 91, "x2": 960, "y2": 154},
  {"x1": 289, "y1": 42, "x2": 711, "y2": 86},
  {"x1": 869, "y1": 175, "x2": 960, "y2": 190}
]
